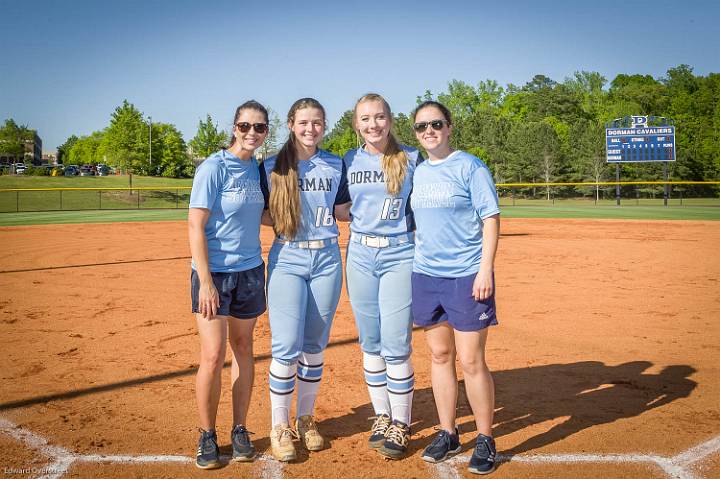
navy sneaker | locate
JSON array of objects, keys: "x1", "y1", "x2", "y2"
[
  {"x1": 468, "y1": 433, "x2": 497, "y2": 475},
  {"x1": 195, "y1": 429, "x2": 221, "y2": 469},
  {"x1": 368, "y1": 414, "x2": 392, "y2": 449},
  {"x1": 231, "y1": 425, "x2": 256, "y2": 462},
  {"x1": 378, "y1": 420, "x2": 410, "y2": 460},
  {"x1": 421, "y1": 428, "x2": 461, "y2": 463}
]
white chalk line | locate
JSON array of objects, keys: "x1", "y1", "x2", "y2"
[
  {"x1": 430, "y1": 434, "x2": 720, "y2": 479},
  {"x1": 2, "y1": 416, "x2": 718, "y2": 479},
  {"x1": 0, "y1": 417, "x2": 283, "y2": 479}
]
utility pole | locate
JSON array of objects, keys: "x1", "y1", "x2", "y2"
[{"x1": 148, "y1": 115, "x2": 152, "y2": 175}]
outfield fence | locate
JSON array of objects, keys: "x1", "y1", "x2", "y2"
[{"x1": 0, "y1": 182, "x2": 719, "y2": 213}]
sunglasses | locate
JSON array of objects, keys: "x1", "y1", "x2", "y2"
[
  {"x1": 413, "y1": 119, "x2": 449, "y2": 133},
  {"x1": 235, "y1": 122, "x2": 268, "y2": 133}
]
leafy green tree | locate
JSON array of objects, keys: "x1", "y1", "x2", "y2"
[
  {"x1": 571, "y1": 120, "x2": 608, "y2": 201},
  {"x1": 189, "y1": 114, "x2": 229, "y2": 160},
  {"x1": 153, "y1": 123, "x2": 191, "y2": 177},
  {"x1": 103, "y1": 100, "x2": 148, "y2": 174},
  {"x1": 0, "y1": 119, "x2": 29, "y2": 160},
  {"x1": 57, "y1": 135, "x2": 79, "y2": 164},
  {"x1": 322, "y1": 110, "x2": 357, "y2": 157},
  {"x1": 68, "y1": 131, "x2": 105, "y2": 165}
]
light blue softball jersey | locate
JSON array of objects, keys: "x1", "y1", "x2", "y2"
[
  {"x1": 189, "y1": 149, "x2": 268, "y2": 272},
  {"x1": 411, "y1": 150, "x2": 500, "y2": 277},
  {"x1": 262, "y1": 149, "x2": 350, "y2": 241},
  {"x1": 343, "y1": 145, "x2": 423, "y2": 236}
]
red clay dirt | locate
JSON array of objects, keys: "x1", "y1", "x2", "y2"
[{"x1": 1, "y1": 218, "x2": 719, "y2": 479}]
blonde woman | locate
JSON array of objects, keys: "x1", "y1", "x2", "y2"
[
  {"x1": 339, "y1": 93, "x2": 423, "y2": 459},
  {"x1": 261, "y1": 98, "x2": 350, "y2": 462}
]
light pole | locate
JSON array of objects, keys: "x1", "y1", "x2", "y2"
[{"x1": 148, "y1": 115, "x2": 152, "y2": 175}]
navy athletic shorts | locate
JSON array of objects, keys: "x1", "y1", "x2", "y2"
[
  {"x1": 411, "y1": 271, "x2": 498, "y2": 332},
  {"x1": 191, "y1": 263, "x2": 266, "y2": 319}
]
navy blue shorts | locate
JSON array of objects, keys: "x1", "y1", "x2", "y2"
[
  {"x1": 191, "y1": 263, "x2": 266, "y2": 319},
  {"x1": 411, "y1": 271, "x2": 498, "y2": 332}
]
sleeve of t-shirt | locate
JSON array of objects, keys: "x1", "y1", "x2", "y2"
[
  {"x1": 335, "y1": 160, "x2": 351, "y2": 205},
  {"x1": 469, "y1": 163, "x2": 500, "y2": 219},
  {"x1": 259, "y1": 161, "x2": 269, "y2": 210},
  {"x1": 189, "y1": 159, "x2": 223, "y2": 210}
]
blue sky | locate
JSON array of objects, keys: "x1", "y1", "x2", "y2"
[{"x1": 1, "y1": 0, "x2": 718, "y2": 152}]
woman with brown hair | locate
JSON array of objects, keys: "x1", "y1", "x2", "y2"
[
  {"x1": 188, "y1": 100, "x2": 270, "y2": 468},
  {"x1": 260, "y1": 98, "x2": 350, "y2": 462}
]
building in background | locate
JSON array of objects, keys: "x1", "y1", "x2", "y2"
[{"x1": 0, "y1": 129, "x2": 42, "y2": 165}]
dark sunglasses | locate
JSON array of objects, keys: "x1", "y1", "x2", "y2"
[
  {"x1": 235, "y1": 122, "x2": 268, "y2": 133},
  {"x1": 413, "y1": 119, "x2": 449, "y2": 133}
]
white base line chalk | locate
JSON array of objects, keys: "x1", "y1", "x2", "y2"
[{"x1": 430, "y1": 436, "x2": 720, "y2": 479}]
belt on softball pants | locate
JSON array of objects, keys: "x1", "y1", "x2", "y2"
[
  {"x1": 274, "y1": 237, "x2": 338, "y2": 249},
  {"x1": 349, "y1": 232, "x2": 414, "y2": 248}
]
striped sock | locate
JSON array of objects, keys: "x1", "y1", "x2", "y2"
[
  {"x1": 387, "y1": 359, "x2": 414, "y2": 425},
  {"x1": 296, "y1": 351, "x2": 324, "y2": 417},
  {"x1": 363, "y1": 353, "x2": 390, "y2": 416},
  {"x1": 269, "y1": 359, "x2": 296, "y2": 427}
]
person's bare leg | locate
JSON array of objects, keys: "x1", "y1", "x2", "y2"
[
  {"x1": 195, "y1": 314, "x2": 228, "y2": 430},
  {"x1": 425, "y1": 322, "x2": 458, "y2": 432},
  {"x1": 455, "y1": 328, "x2": 494, "y2": 435},
  {"x1": 228, "y1": 316, "x2": 257, "y2": 426}
]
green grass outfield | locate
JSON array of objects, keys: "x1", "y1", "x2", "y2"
[
  {"x1": 0, "y1": 175, "x2": 192, "y2": 189},
  {"x1": 1, "y1": 204, "x2": 718, "y2": 226}
]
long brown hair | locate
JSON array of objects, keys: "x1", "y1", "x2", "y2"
[
  {"x1": 269, "y1": 98, "x2": 326, "y2": 239},
  {"x1": 353, "y1": 93, "x2": 408, "y2": 196}
]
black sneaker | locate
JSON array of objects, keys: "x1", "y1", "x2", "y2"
[
  {"x1": 468, "y1": 433, "x2": 497, "y2": 475},
  {"x1": 231, "y1": 425, "x2": 256, "y2": 462},
  {"x1": 368, "y1": 414, "x2": 392, "y2": 449},
  {"x1": 195, "y1": 429, "x2": 221, "y2": 469},
  {"x1": 378, "y1": 420, "x2": 410, "y2": 460},
  {"x1": 421, "y1": 428, "x2": 461, "y2": 463}
]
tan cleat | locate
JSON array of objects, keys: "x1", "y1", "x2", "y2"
[
  {"x1": 295, "y1": 415, "x2": 324, "y2": 451},
  {"x1": 270, "y1": 423, "x2": 298, "y2": 462}
]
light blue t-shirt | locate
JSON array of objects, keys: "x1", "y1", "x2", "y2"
[
  {"x1": 262, "y1": 149, "x2": 349, "y2": 241},
  {"x1": 343, "y1": 145, "x2": 422, "y2": 237},
  {"x1": 411, "y1": 150, "x2": 500, "y2": 277},
  {"x1": 189, "y1": 149, "x2": 268, "y2": 272}
]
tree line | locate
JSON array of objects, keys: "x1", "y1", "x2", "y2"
[
  {"x1": 4, "y1": 64, "x2": 718, "y2": 181},
  {"x1": 323, "y1": 65, "x2": 720, "y2": 192}
]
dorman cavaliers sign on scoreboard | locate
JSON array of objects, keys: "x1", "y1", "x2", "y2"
[{"x1": 605, "y1": 116, "x2": 675, "y2": 163}]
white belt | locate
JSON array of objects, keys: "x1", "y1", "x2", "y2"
[
  {"x1": 350, "y1": 232, "x2": 414, "y2": 248},
  {"x1": 275, "y1": 237, "x2": 338, "y2": 249}
]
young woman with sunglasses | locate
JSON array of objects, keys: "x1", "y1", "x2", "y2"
[
  {"x1": 261, "y1": 98, "x2": 350, "y2": 462},
  {"x1": 339, "y1": 93, "x2": 423, "y2": 459},
  {"x1": 188, "y1": 101, "x2": 270, "y2": 469},
  {"x1": 410, "y1": 101, "x2": 500, "y2": 475}
]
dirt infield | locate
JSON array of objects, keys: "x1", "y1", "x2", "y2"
[{"x1": 1, "y1": 219, "x2": 719, "y2": 479}]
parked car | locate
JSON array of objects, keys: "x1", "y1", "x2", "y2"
[
  {"x1": 14, "y1": 163, "x2": 26, "y2": 175},
  {"x1": 79, "y1": 165, "x2": 96, "y2": 176},
  {"x1": 97, "y1": 164, "x2": 111, "y2": 176},
  {"x1": 64, "y1": 165, "x2": 80, "y2": 176}
]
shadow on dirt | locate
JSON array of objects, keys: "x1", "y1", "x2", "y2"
[{"x1": 318, "y1": 360, "x2": 696, "y2": 455}]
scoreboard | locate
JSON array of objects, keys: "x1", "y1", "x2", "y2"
[{"x1": 605, "y1": 126, "x2": 675, "y2": 163}]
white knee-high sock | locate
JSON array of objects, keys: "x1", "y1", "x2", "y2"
[
  {"x1": 296, "y1": 351, "x2": 324, "y2": 418},
  {"x1": 269, "y1": 359, "x2": 297, "y2": 427},
  {"x1": 386, "y1": 359, "x2": 414, "y2": 425},
  {"x1": 363, "y1": 352, "x2": 390, "y2": 416}
]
